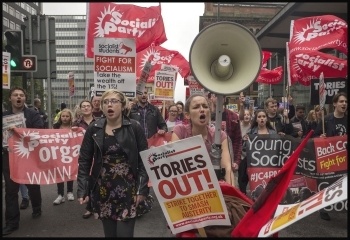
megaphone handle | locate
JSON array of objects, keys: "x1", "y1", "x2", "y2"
[
  {"x1": 213, "y1": 94, "x2": 224, "y2": 179},
  {"x1": 214, "y1": 94, "x2": 224, "y2": 146}
]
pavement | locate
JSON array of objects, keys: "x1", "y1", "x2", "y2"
[{"x1": 2, "y1": 181, "x2": 347, "y2": 237}]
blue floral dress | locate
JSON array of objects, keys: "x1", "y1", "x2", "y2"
[{"x1": 92, "y1": 134, "x2": 137, "y2": 221}]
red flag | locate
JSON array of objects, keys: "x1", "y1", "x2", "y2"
[
  {"x1": 256, "y1": 51, "x2": 283, "y2": 84},
  {"x1": 287, "y1": 15, "x2": 348, "y2": 85},
  {"x1": 262, "y1": 51, "x2": 272, "y2": 67},
  {"x1": 136, "y1": 45, "x2": 190, "y2": 83},
  {"x1": 289, "y1": 15, "x2": 347, "y2": 54},
  {"x1": 85, "y1": 3, "x2": 167, "y2": 58},
  {"x1": 289, "y1": 51, "x2": 347, "y2": 85},
  {"x1": 256, "y1": 66, "x2": 283, "y2": 84},
  {"x1": 232, "y1": 130, "x2": 314, "y2": 238}
]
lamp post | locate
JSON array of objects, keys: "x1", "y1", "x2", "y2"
[{"x1": 46, "y1": 70, "x2": 56, "y2": 128}]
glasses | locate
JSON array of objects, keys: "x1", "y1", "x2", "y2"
[
  {"x1": 81, "y1": 105, "x2": 91, "y2": 108},
  {"x1": 103, "y1": 99, "x2": 122, "y2": 105},
  {"x1": 169, "y1": 110, "x2": 178, "y2": 113}
]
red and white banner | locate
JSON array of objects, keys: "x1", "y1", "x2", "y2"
[
  {"x1": 136, "y1": 45, "x2": 190, "y2": 83},
  {"x1": 256, "y1": 51, "x2": 283, "y2": 84},
  {"x1": 85, "y1": 3, "x2": 167, "y2": 58},
  {"x1": 8, "y1": 128, "x2": 85, "y2": 185},
  {"x1": 287, "y1": 15, "x2": 348, "y2": 86}
]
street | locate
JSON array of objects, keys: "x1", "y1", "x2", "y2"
[{"x1": 2, "y1": 181, "x2": 347, "y2": 237}]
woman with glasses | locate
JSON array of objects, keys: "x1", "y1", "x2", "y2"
[
  {"x1": 77, "y1": 89, "x2": 149, "y2": 237},
  {"x1": 165, "y1": 104, "x2": 183, "y2": 132},
  {"x1": 72, "y1": 100, "x2": 96, "y2": 218}
]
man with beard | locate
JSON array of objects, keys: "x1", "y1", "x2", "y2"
[
  {"x1": 91, "y1": 95, "x2": 104, "y2": 119},
  {"x1": 129, "y1": 90, "x2": 167, "y2": 138},
  {"x1": 2, "y1": 87, "x2": 44, "y2": 236},
  {"x1": 34, "y1": 98, "x2": 48, "y2": 128}
]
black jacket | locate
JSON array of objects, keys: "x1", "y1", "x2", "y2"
[
  {"x1": 290, "y1": 116, "x2": 308, "y2": 138},
  {"x1": 76, "y1": 116, "x2": 149, "y2": 199},
  {"x1": 129, "y1": 102, "x2": 168, "y2": 138},
  {"x1": 268, "y1": 113, "x2": 293, "y2": 135},
  {"x1": 314, "y1": 113, "x2": 347, "y2": 137}
]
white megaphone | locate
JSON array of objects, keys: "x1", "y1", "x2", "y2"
[
  {"x1": 189, "y1": 22, "x2": 262, "y2": 179},
  {"x1": 189, "y1": 21, "x2": 262, "y2": 95}
]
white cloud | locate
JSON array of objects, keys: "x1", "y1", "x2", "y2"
[{"x1": 42, "y1": 2, "x2": 204, "y2": 103}]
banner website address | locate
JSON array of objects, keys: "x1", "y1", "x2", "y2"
[{"x1": 173, "y1": 214, "x2": 226, "y2": 228}]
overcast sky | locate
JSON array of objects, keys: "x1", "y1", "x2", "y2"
[{"x1": 42, "y1": 2, "x2": 205, "y2": 103}]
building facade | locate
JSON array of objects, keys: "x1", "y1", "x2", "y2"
[
  {"x1": 49, "y1": 15, "x2": 94, "y2": 110},
  {"x1": 2, "y1": 2, "x2": 41, "y2": 33},
  {"x1": 200, "y1": 2, "x2": 286, "y2": 107}
]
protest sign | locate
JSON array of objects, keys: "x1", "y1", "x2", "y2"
[
  {"x1": 259, "y1": 175, "x2": 347, "y2": 237},
  {"x1": 245, "y1": 134, "x2": 347, "y2": 212},
  {"x1": 3, "y1": 52, "x2": 11, "y2": 89},
  {"x1": 94, "y1": 37, "x2": 136, "y2": 97},
  {"x1": 188, "y1": 75, "x2": 205, "y2": 95},
  {"x1": 153, "y1": 70, "x2": 176, "y2": 100},
  {"x1": 136, "y1": 56, "x2": 153, "y2": 95},
  {"x1": 2, "y1": 113, "x2": 26, "y2": 147},
  {"x1": 8, "y1": 128, "x2": 85, "y2": 184},
  {"x1": 68, "y1": 71, "x2": 75, "y2": 97},
  {"x1": 140, "y1": 135, "x2": 231, "y2": 234}
]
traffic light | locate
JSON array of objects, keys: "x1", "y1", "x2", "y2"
[{"x1": 4, "y1": 30, "x2": 23, "y2": 72}]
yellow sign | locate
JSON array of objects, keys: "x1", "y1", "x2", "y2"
[{"x1": 165, "y1": 190, "x2": 224, "y2": 222}]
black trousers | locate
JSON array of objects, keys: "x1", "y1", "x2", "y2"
[
  {"x1": 238, "y1": 157, "x2": 249, "y2": 194},
  {"x1": 57, "y1": 181, "x2": 73, "y2": 196},
  {"x1": 101, "y1": 218, "x2": 136, "y2": 237},
  {"x1": 2, "y1": 151, "x2": 42, "y2": 227}
]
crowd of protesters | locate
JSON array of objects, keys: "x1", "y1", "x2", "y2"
[{"x1": 2, "y1": 85, "x2": 347, "y2": 236}]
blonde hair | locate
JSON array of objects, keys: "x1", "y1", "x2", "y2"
[
  {"x1": 306, "y1": 110, "x2": 316, "y2": 122},
  {"x1": 57, "y1": 108, "x2": 74, "y2": 126}
]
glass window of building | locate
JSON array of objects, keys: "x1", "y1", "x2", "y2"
[
  {"x1": 25, "y1": 3, "x2": 31, "y2": 13},
  {"x1": 16, "y1": 10, "x2": 21, "y2": 20},
  {"x1": 21, "y1": 3, "x2": 25, "y2": 9},
  {"x1": 31, "y1": 7, "x2": 36, "y2": 15},
  {"x1": 16, "y1": 24, "x2": 21, "y2": 30},
  {"x1": 21, "y1": 13, "x2": 26, "y2": 21},
  {"x1": 10, "y1": 21, "x2": 15, "y2": 29},
  {"x1": 3, "y1": 3, "x2": 8, "y2": 12},
  {"x1": 3, "y1": 18, "x2": 9, "y2": 28},
  {"x1": 9, "y1": 6, "x2": 14, "y2": 16}
]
